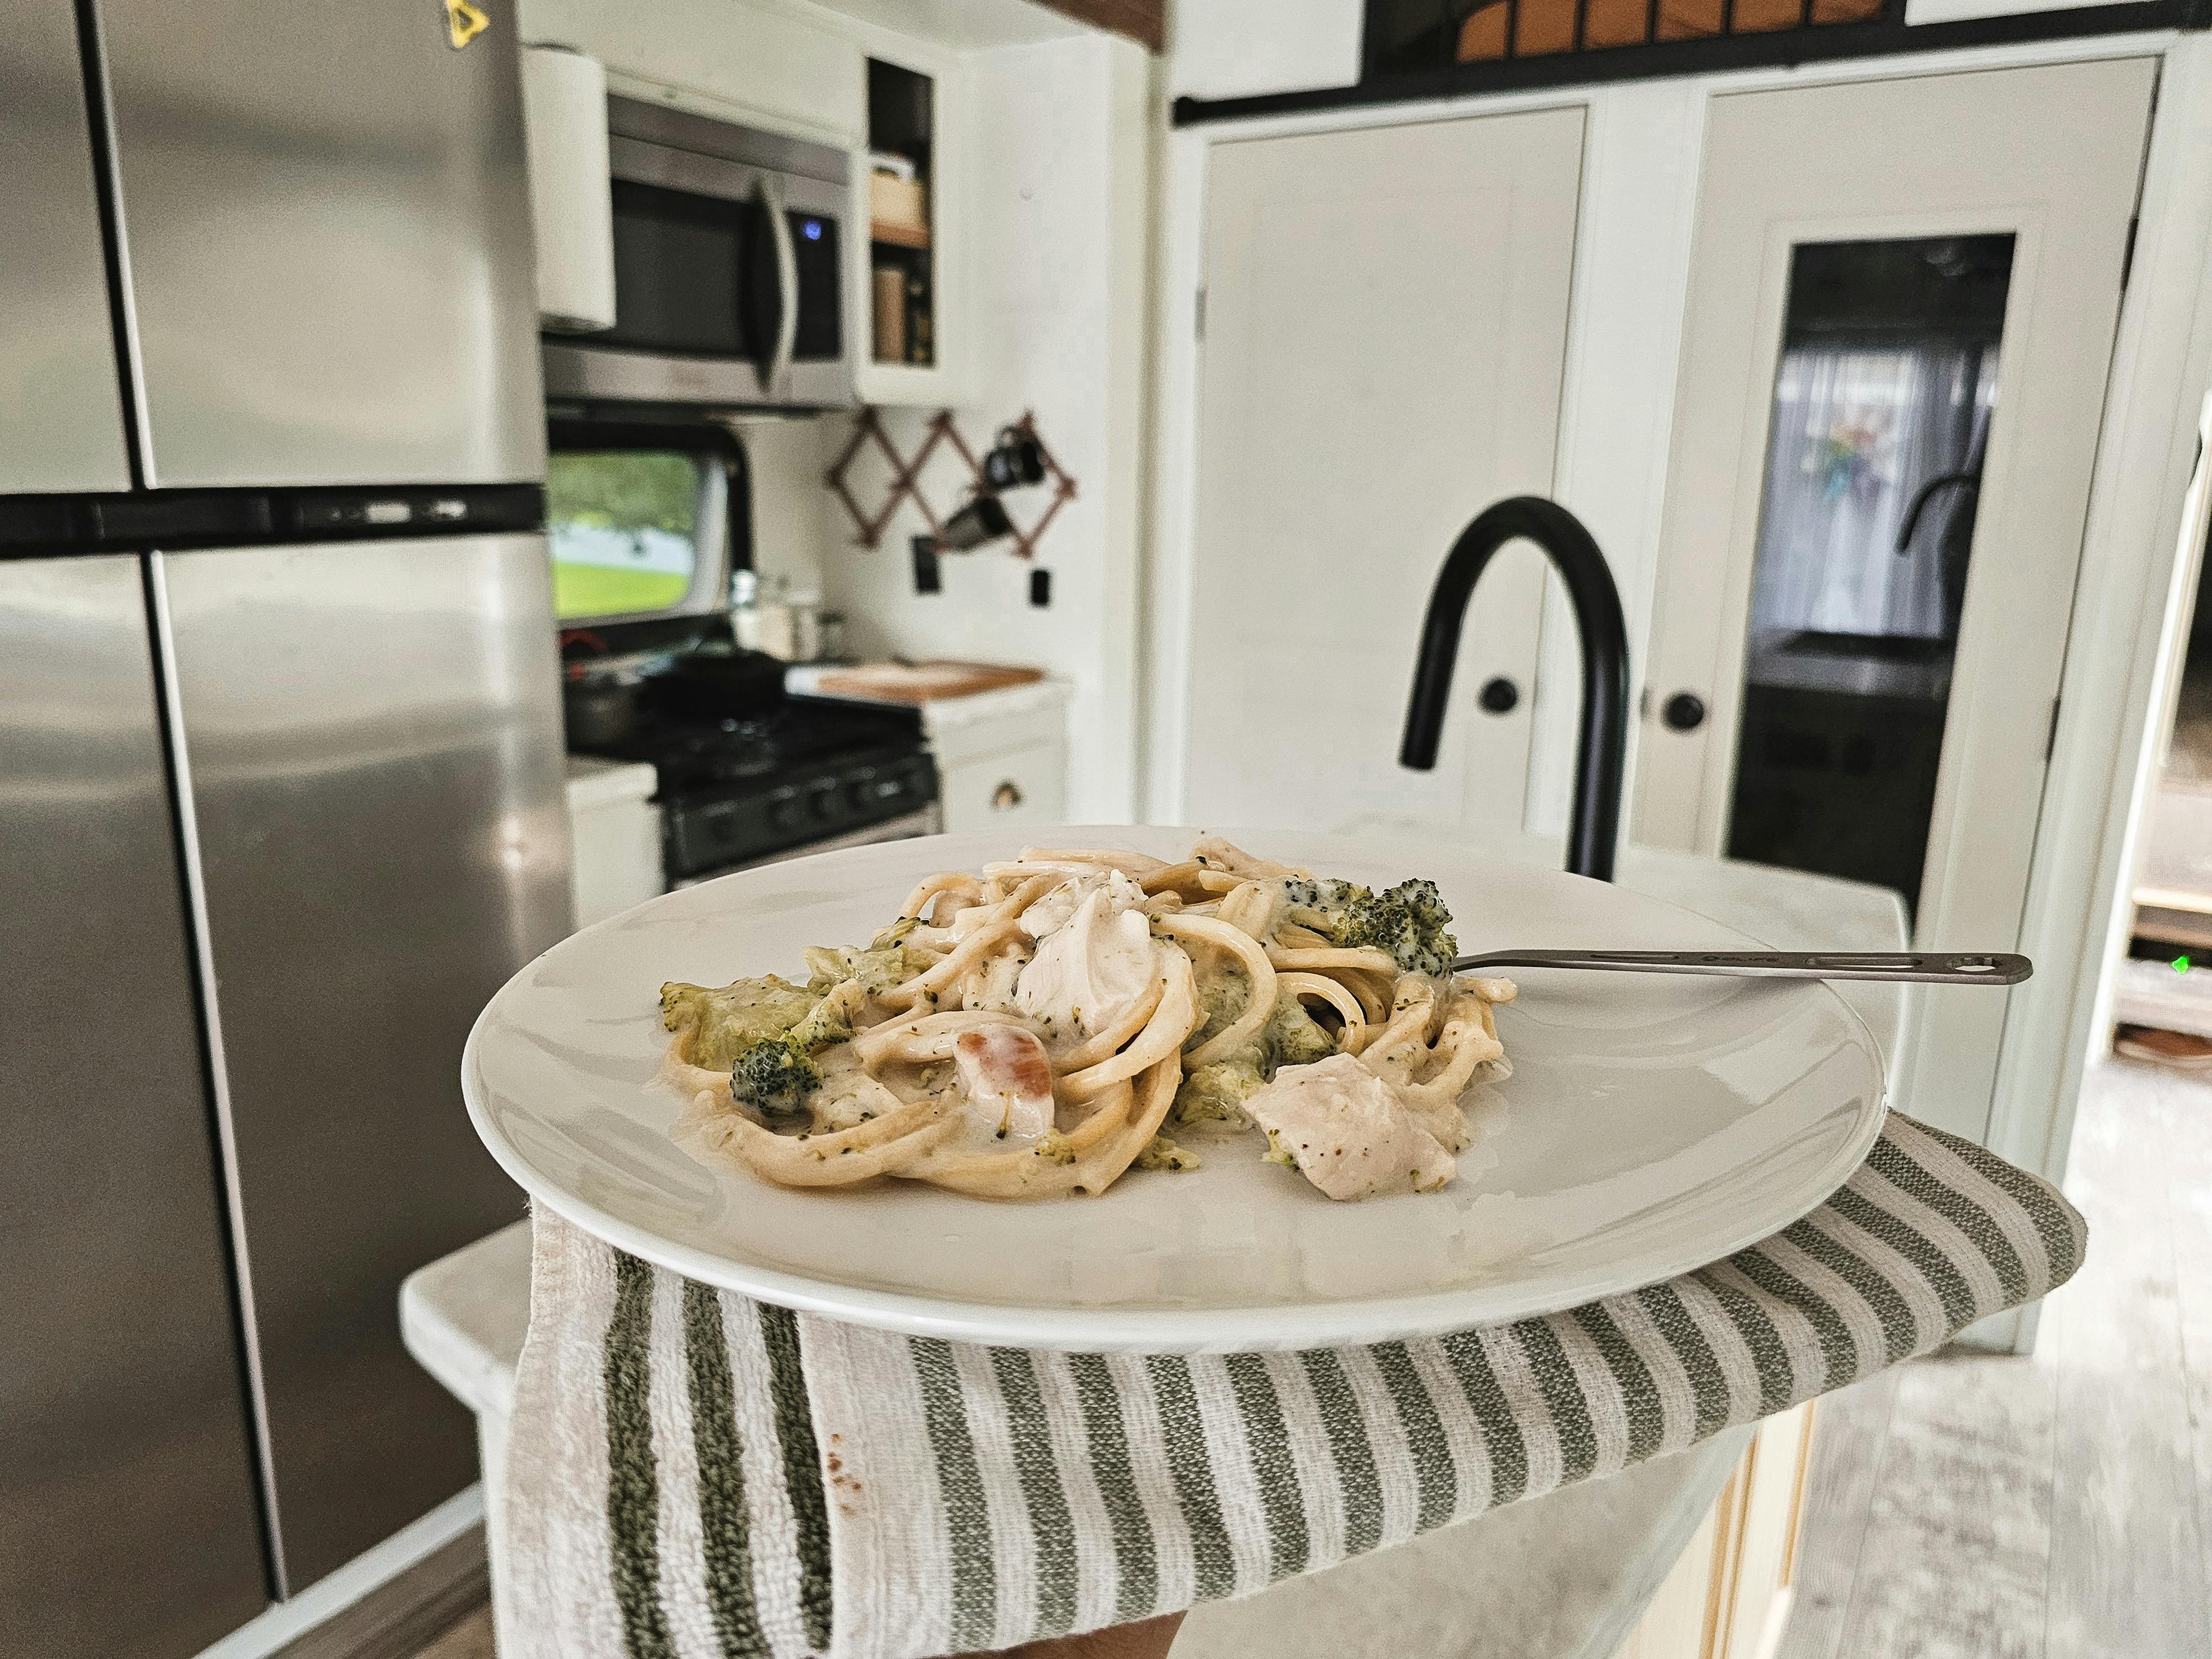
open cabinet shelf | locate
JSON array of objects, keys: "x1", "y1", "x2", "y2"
[{"x1": 861, "y1": 56, "x2": 941, "y2": 394}]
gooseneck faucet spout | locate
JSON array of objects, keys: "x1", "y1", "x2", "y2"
[{"x1": 1399, "y1": 496, "x2": 1631, "y2": 882}]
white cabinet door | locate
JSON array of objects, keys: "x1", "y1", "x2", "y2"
[
  {"x1": 1631, "y1": 60, "x2": 2153, "y2": 1145},
  {"x1": 1182, "y1": 108, "x2": 1585, "y2": 831}
]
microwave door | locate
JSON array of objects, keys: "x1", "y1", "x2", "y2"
[{"x1": 555, "y1": 156, "x2": 780, "y2": 405}]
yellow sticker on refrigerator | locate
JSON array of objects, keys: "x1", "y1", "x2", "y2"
[{"x1": 444, "y1": 0, "x2": 489, "y2": 50}]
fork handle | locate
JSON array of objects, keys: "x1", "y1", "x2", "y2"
[{"x1": 1448, "y1": 949, "x2": 2032, "y2": 985}]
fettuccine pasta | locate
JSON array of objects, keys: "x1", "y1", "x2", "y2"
[{"x1": 658, "y1": 837, "x2": 1515, "y2": 1202}]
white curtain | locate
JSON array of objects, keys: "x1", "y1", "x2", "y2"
[{"x1": 1747, "y1": 343, "x2": 1995, "y2": 641}]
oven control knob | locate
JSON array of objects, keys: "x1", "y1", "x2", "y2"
[
  {"x1": 808, "y1": 783, "x2": 840, "y2": 822},
  {"x1": 769, "y1": 791, "x2": 804, "y2": 832}
]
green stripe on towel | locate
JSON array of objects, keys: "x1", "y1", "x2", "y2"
[
  {"x1": 989, "y1": 1348, "x2": 1082, "y2": 1639},
  {"x1": 1823, "y1": 1182, "x2": 1980, "y2": 1331},
  {"x1": 1066, "y1": 1353, "x2": 1161, "y2": 1624},
  {"x1": 756, "y1": 1304, "x2": 833, "y2": 1652},
  {"x1": 684, "y1": 1281, "x2": 765, "y2": 1659},
  {"x1": 1567, "y1": 1305, "x2": 1666, "y2": 1464},
  {"x1": 1434, "y1": 1328, "x2": 1529, "y2": 1506},
  {"x1": 1144, "y1": 1355, "x2": 1239, "y2": 1599},
  {"x1": 1295, "y1": 1349, "x2": 1383, "y2": 1557},
  {"x1": 605, "y1": 1252, "x2": 675, "y2": 1659},
  {"x1": 1367, "y1": 1342, "x2": 1458, "y2": 1533},
  {"x1": 1633, "y1": 1283, "x2": 1733, "y2": 1439},
  {"x1": 1867, "y1": 1136, "x2": 2030, "y2": 1301},
  {"x1": 912, "y1": 1336, "x2": 998, "y2": 1649},
  {"x1": 1221, "y1": 1353, "x2": 1310, "y2": 1580}
]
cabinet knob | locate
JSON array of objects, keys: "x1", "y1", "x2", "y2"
[
  {"x1": 1662, "y1": 692, "x2": 1707, "y2": 732},
  {"x1": 991, "y1": 781, "x2": 1024, "y2": 811},
  {"x1": 1477, "y1": 676, "x2": 1520, "y2": 715}
]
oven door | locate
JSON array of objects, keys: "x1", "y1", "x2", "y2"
[{"x1": 543, "y1": 142, "x2": 852, "y2": 410}]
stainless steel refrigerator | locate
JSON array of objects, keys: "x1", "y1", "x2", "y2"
[{"x1": 1, "y1": 4, "x2": 569, "y2": 1654}]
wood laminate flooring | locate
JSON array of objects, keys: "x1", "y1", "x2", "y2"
[{"x1": 1778, "y1": 1057, "x2": 2212, "y2": 1659}]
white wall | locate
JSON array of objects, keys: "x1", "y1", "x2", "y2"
[
  {"x1": 821, "y1": 34, "x2": 1153, "y2": 822},
  {"x1": 517, "y1": 0, "x2": 864, "y2": 142}
]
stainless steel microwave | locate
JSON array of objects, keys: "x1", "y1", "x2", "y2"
[{"x1": 541, "y1": 97, "x2": 854, "y2": 411}]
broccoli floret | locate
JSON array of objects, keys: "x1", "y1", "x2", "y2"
[
  {"x1": 726, "y1": 987, "x2": 857, "y2": 1120},
  {"x1": 1188, "y1": 956, "x2": 1253, "y2": 1050},
  {"x1": 1336, "y1": 878, "x2": 1458, "y2": 976},
  {"x1": 662, "y1": 975, "x2": 818, "y2": 1068},
  {"x1": 1285, "y1": 873, "x2": 1458, "y2": 976},
  {"x1": 1174, "y1": 1054, "x2": 1267, "y2": 1124},
  {"x1": 1136, "y1": 1135, "x2": 1201, "y2": 1172},
  {"x1": 1171, "y1": 992, "x2": 1339, "y2": 1126},
  {"x1": 1264, "y1": 993, "x2": 1336, "y2": 1068},
  {"x1": 804, "y1": 918, "x2": 921, "y2": 995},
  {"x1": 729, "y1": 1037, "x2": 822, "y2": 1119},
  {"x1": 783, "y1": 993, "x2": 854, "y2": 1054},
  {"x1": 1281, "y1": 875, "x2": 1368, "y2": 920}
]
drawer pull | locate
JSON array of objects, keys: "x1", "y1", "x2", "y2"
[{"x1": 991, "y1": 781, "x2": 1024, "y2": 811}]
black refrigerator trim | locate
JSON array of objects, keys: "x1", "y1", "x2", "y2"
[
  {"x1": 1171, "y1": 0, "x2": 2206, "y2": 126},
  {"x1": 0, "y1": 482, "x2": 546, "y2": 559},
  {"x1": 72, "y1": 0, "x2": 145, "y2": 492}
]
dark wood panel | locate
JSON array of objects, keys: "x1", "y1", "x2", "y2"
[{"x1": 1032, "y1": 0, "x2": 1165, "y2": 52}]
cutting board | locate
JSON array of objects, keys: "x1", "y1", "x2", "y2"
[{"x1": 797, "y1": 661, "x2": 1045, "y2": 704}]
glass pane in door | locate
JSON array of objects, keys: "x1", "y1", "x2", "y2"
[{"x1": 1725, "y1": 235, "x2": 2015, "y2": 916}]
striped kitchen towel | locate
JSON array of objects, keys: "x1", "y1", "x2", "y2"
[{"x1": 501, "y1": 1112, "x2": 2085, "y2": 1659}]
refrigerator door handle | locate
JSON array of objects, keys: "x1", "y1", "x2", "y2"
[{"x1": 764, "y1": 176, "x2": 799, "y2": 397}]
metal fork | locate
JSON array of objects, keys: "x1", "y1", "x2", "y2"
[{"x1": 1448, "y1": 949, "x2": 2032, "y2": 985}]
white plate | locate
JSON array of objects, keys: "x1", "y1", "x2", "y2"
[{"x1": 463, "y1": 825, "x2": 1887, "y2": 1352}]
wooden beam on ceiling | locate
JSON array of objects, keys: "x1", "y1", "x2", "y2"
[{"x1": 1031, "y1": 0, "x2": 1165, "y2": 52}]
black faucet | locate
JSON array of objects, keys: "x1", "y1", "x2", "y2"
[{"x1": 1399, "y1": 496, "x2": 1631, "y2": 882}]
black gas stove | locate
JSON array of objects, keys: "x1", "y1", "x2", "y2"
[{"x1": 574, "y1": 695, "x2": 938, "y2": 880}]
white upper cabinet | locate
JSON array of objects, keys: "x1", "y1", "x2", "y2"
[
  {"x1": 851, "y1": 39, "x2": 966, "y2": 407},
  {"x1": 518, "y1": 0, "x2": 864, "y2": 143}
]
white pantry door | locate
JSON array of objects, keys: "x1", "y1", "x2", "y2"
[
  {"x1": 1181, "y1": 108, "x2": 1586, "y2": 832},
  {"x1": 1633, "y1": 60, "x2": 2155, "y2": 1144}
]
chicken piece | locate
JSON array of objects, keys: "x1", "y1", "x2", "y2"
[
  {"x1": 1242, "y1": 1053, "x2": 1457, "y2": 1201},
  {"x1": 1016, "y1": 868, "x2": 1147, "y2": 940},
  {"x1": 953, "y1": 1024, "x2": 1056, "y2": 1140},
  {"x1": 1015, "y1": 885, "x2": 1158, "y2": 1043}
]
